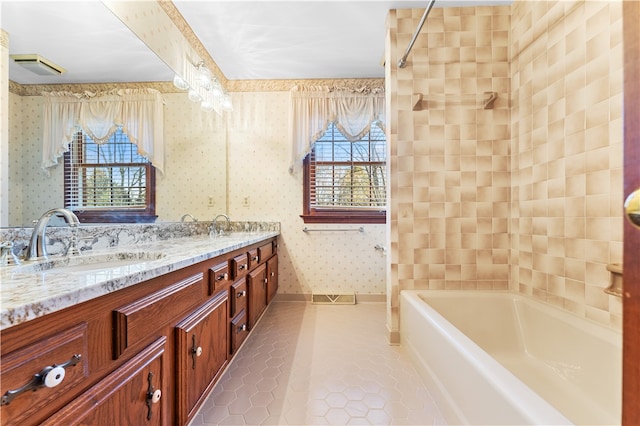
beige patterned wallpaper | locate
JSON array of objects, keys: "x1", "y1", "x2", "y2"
[
  {"x1": 7, "y1": 88, "x2": 387, "y2": 298},
  {"x1": 225, "y1": 91, "x2": 387, "y2": 298},
  {"x1": 7, "y1": 92, "x2": 227, "y2": 225},
  {"x1": 1, "y1": 30, "x2": 9, "y2": 226}
]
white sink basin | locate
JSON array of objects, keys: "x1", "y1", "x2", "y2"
[{"x1": 12, "y1": 251, "x2": 167, "y2": 275}]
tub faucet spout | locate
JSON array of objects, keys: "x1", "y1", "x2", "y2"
[{"x1": 25, "y1": 208, "x2": 80, "y2": 261}]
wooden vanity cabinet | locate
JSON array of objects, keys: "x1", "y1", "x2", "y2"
[{"x1": 0, "y1": 236, "x2": 278, "y2": 426}]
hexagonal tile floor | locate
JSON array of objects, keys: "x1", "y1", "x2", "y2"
[{"x1": 189, "y1": 301, "x2": 446, "y2": 425}]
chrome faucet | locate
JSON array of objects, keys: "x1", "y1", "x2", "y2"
[
  {"x1": 25, "y1": 208, "x2": 81, "y2": 261},
  {"x1": 180, "y1": 213, "x2": 198, "y2": 222},
  {"x1": 210, "y1": 214, "x2": 231, "y2": 237}
]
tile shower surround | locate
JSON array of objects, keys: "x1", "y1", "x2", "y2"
[{"x1": 386, "y1": 1, "x2": 623, "y2": 339}]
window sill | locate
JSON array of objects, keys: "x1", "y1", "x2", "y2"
[{"x1": 72, "y1": 210, "x2": 157, "y2": 224}]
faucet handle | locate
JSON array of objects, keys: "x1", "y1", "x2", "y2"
[{"x1": 1, "y1": 242, "x2": 21, "y2": 266}]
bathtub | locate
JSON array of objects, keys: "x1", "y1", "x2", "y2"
[{"x1": 400, "y1": 290, "x2": 621, "y2": 425}]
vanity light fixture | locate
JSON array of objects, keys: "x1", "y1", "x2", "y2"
[{"x1": 172, "y1": 60, "x2": 232, "y2": 114}]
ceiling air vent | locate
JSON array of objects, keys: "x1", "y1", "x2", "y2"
[{"x1": 10, "y1": 54, "x2": 66, "y2": 76}]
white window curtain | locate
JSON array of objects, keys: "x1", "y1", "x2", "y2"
[
  {"x1": 41, "y1": 88, "x2": 165, "y2": 174},
  {"x1": 289, "y1": 84, "x2": 385, "y2": 174}
]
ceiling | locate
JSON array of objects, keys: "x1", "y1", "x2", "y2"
[{"x1": 1, "y1": 0, "x2": 512, "y2": 85}]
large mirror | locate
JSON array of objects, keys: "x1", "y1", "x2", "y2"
[{"x1": 2, "y1": 1, "x2": 228, "y2": 227}]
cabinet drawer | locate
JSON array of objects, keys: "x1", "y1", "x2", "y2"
[
  {"x1": 230, "y1": 310, "x2": 249, "y2": 355},
  {"x1": 113, "y1": 273, "x2": 203, "y2": 358},
  {"x1": 1, "y1": 323, "x2": 89, "y2": 426},
  {"x1": 175, "y1": 292, "x2": 228, "y2": 424},
  {"x1": 247, "y1": 248, "x2": 259, "y2": 270},
  {"x1": 42, "y1": 337, "x2": 167, "y2": 426},
  {"x1": 230, "y1": 278, "x2": 247, "y2": 318},
  {"x1": 230, "y1": 253, "x2": 249, "y2": 279},
  {"x1": 209, "y1": 261, "x2": 231, "y2": 294},
  {"x1": 257, "y1": 242, "x2": 273, "y2": 263}
]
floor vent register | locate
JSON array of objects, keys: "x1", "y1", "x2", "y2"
[{"x1": 311, "y1": 292, "x2": 356, "y2": 305}]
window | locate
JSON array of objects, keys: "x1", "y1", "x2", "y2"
[
  {"x1": 64, "y1": 128, "x2": 156, "y2": 223},
  {"x1": 302, "y1": 122, "x2": 386, "y2": 224}
]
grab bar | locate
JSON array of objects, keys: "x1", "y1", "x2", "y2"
[
  {"x1": 398, "y1": 0, "x2": 437, "y2": 68},
  {"x1": 303, "y1": 227, "x2": 364, "y2": 233}
]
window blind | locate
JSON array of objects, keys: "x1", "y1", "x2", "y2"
[
  {"x1": 309, "y1": 123, "x2": 386, "y2": 210},
  {"x1": 64, "y1": 129, "x2": 151, "y2": 210}
]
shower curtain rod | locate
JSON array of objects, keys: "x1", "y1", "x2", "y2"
[{"x1": 397, "y1": 0, "x2": 437, "y2": 68}]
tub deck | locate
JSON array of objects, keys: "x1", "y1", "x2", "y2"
[{"x1": 401, "y1": 290, "x2": 621, "y2": 425}]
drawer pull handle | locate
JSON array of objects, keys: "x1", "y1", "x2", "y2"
[
  {"x1": 190, "y1": 335, "x2": 202, "y2": 369},
  {"x1": 236, "y1": 290, "x2": 246, "y2": 298},
  {"x1": 217, "y1": 272, "x2": 228, "y2": 281},
  {"x1": 145, "y1": 372, "x2": 161, "y2": 420},
  {"x1": 237, "y1": 324, "x2": 247, "y2": 333},
  {"x1": 1, "y1": 354, "x2": 82, "y2": 406}
]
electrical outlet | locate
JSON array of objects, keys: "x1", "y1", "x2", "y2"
[
  {"x1": 242, "y1": 196, "x2": 250, "y2": 207},
  {"x1": 208, "y1": 196, "x2": 215, "y2": 207}
]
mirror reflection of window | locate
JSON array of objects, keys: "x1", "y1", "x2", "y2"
[{"x1": 64, "y1": 128, "x2": 157, "y2": 223}]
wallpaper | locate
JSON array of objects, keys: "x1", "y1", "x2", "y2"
[{"x1": 6, "y1": 89, "x2": 387, "y2": 298}]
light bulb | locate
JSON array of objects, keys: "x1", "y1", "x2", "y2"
[
  {"x1": 173, "y1": 74, "x2": 189, "y2": 90},
  {"x1": 188, "y1": 89, "x2": 203, "y2": 103},
  {"x1": 196, "y1": 63, "x2": 212, "y2": 90},
  {"x1": 222, "y1": 94, "x2": 233, "y2": 111},
  {"x1": 212, "y1": 79, "x2": 223, "y2": 98},
  {"x1": 201, "y1": 100, "x2": 215, "y2": 112}
]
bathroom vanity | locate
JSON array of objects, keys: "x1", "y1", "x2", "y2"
[{"x1": 0, "y1": 230, "x2": 279, "y2": 425}]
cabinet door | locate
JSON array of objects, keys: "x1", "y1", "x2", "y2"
[
  {"x1": 1, "y1": 324, "x2": 89, "y2": 426},
  {"x1": 247, "y1": 263, "x2": 267, "y2": 329},
  {"x1": 42, "y1": 337, "x2": 167, "y2": 426},
  {"x1": 175, "y1": 291, "x2": 228, "y2": 424},
  {"x1": 266, "y1": 254, "x2": 279, "y2": 304}
]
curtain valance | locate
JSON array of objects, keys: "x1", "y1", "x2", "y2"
[
  {"x1": 42, "y1": 88, "x2": 165, "y2": 174},
  {"x1": 289, "y1": 84, "x2": 385, "y2": 174}
]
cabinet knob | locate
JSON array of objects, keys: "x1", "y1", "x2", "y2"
[
  {"x1": 217, "y1": 272, "x2": 228, "y2": 281},
  {"x1": 1, "y1": 354, "x2": 82, "y2": 406},
  {"x1": 150, "y1": 389, "x2": 162, "y2": 404},
  {"x1": 194, "y1": 346, "x2": 203, "y2": 357},
  {"x1": 43, "y1": 366, "x2": 66, "y2": 388},
  {"x1": 271, "y1": 272, "x2": 275, "y2": 277},
  {"x1": 239, "y1": 263, "x2": 247, "y2": 270},
  {"x1": 236, "y1": 290, "x2": 246, "y2": 298},
  {"x1": 237, "y1": 324, "x2": 247, "y2": 333},
  {"x1": 252, "y1": 256, "x2": 259, "y2": 261}
]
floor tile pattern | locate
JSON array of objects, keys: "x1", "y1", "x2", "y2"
[{"x1": 189, "y1": 301, "x2": 445, "y2": 425}]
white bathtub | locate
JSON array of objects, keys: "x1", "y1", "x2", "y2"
[{"x1": 400, "y1": 290, "x2": 621, "y2": 425}]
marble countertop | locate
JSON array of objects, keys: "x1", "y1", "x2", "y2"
[{"x1": 0, "y1": 231, "x2": 279, "y2": 331}]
